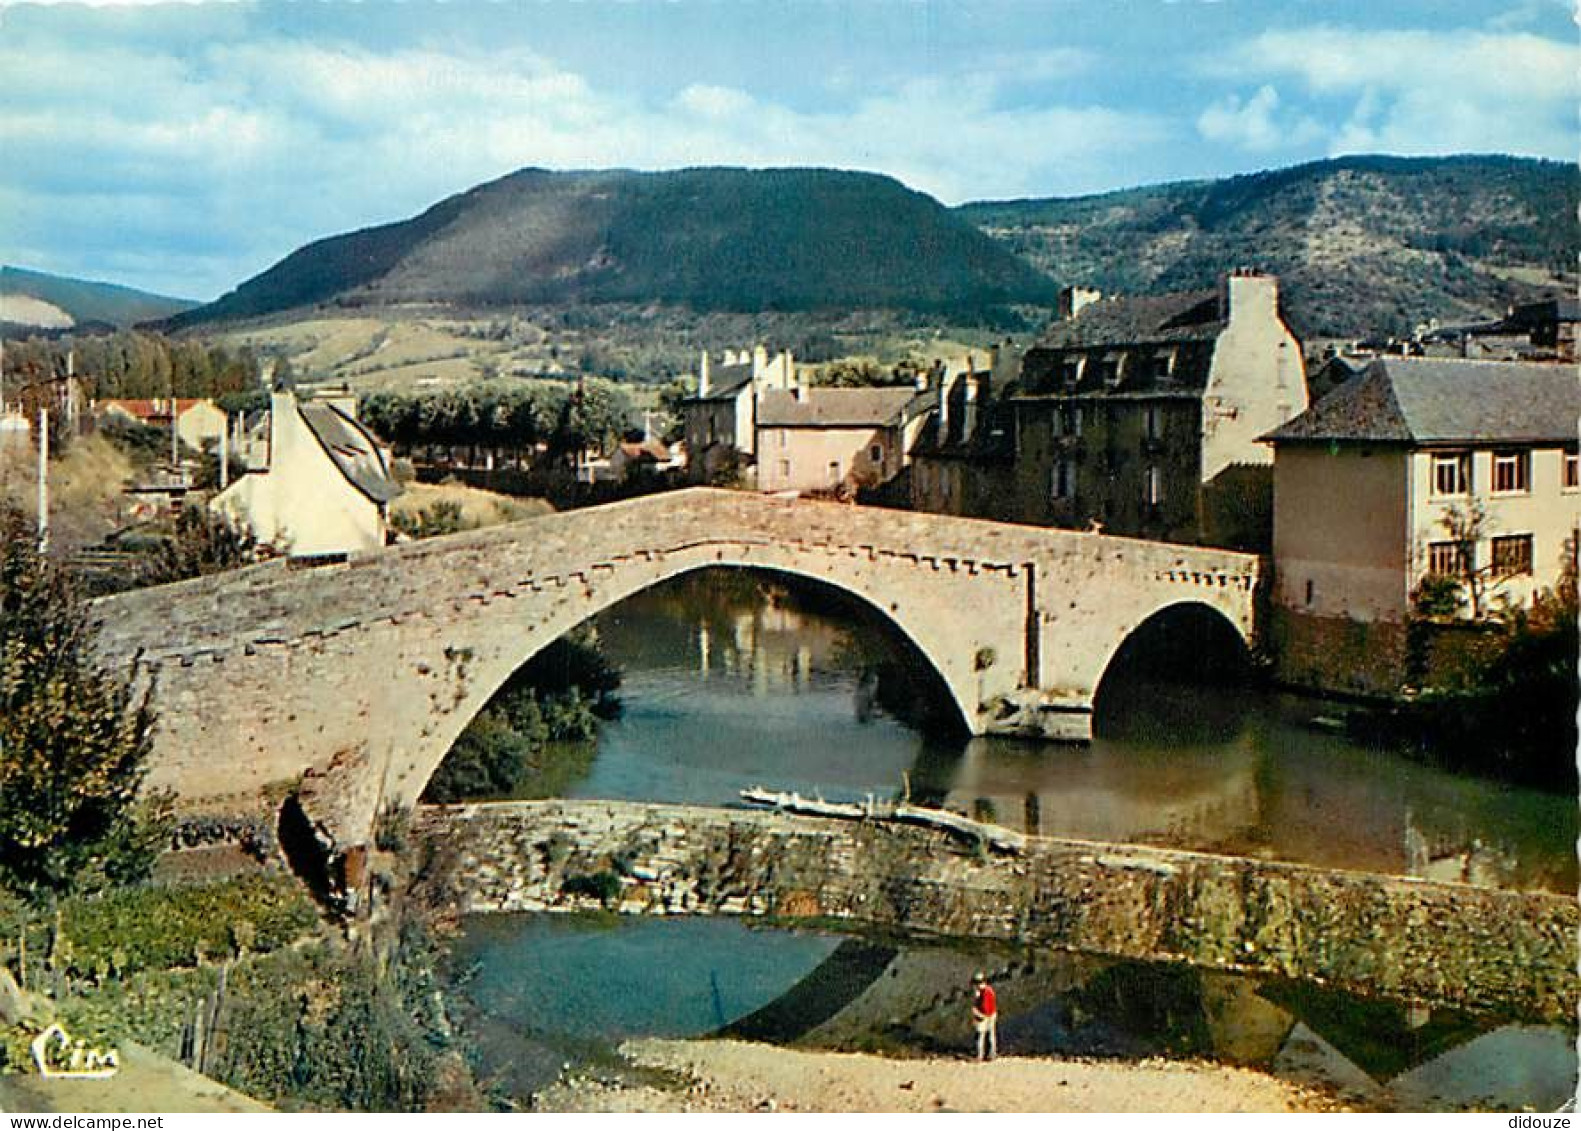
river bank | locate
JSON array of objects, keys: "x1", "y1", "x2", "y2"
[{"x1": 533, "y1": 1038, "x2": 1349, "y2": 1112}]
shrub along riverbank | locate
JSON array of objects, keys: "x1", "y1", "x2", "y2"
[
  {"x1": 0, "y1": 872, "x2": 488, "y2": 1111},
  {"x1": 423, "y1": 627, "x2": 621, "y2": 804}
]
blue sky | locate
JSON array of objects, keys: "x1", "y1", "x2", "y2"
[{"x1": 1, "y1": 0, "x2": 1575, "y2": 301}]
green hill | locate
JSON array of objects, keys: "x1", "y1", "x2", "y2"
[
  {"x1": 1, "y1": 266, "x2": 197, "y2": 329},
  {"x1": 958, "y1": 155, "x2": 1578, "y2": 338},
  {"x1": 166, "y1": 167, "x2": 1058, "y2": 329}
]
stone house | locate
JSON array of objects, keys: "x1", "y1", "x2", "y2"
[
  {"x1": 1263, "y1": 356, "x2": 1580, "y2": 696},
  {"x1": 97, "y1": 397, "x2": 228, "y2": 453},
  {"x1": 755, "y1": 385, "x2": 931, "y2": 495},
  {"x1": 212, "y1": 386, "x2": 402, "y2": 560},
  {"x1": 681, "y1": 347, "x2": 796, "y2": 484},
  {"x1": 998, "y1": 272, "x2": 1307, "y2": 547},
  {"x1": 907, "y1": 350, "x2": 1023, "y2": 518}
]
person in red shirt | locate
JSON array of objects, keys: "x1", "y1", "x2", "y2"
[{"x1": 971, "y1": 972, "x2": 998, "y2": 1061}]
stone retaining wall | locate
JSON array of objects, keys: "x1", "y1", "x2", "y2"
[{"x1": 415, "y1": 799, "x2": 1578, "y2": 1024}]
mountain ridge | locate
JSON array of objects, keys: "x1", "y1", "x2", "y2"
[
  {"x1": 1, "y1": 266, "x2": 197, "y2": 330},
  {"x1": 163, "y1": 166, "x2": 1058, "y2": 330},
  {"x1": 958, "y1": 153, "x2": 1577, "y2": 337}
]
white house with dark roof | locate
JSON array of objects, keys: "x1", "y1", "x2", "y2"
[
  {"x1": 997, "y1": 272, "x2": 1307, "y2": 547},
  {"x1": 1263, "y1": 356, "x2": 1580, "y2": 695},
  {"x1": 212, "y1": 386, "x2": 402, "y2": 559},
  {"x1": 681, "y1": 346, "x2": 796, "y2": 484}
]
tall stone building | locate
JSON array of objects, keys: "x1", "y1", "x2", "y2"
[
  {"x1": 998, "y1": 272, "x2": 1308, "y2": 548},
  {"x1": 681, "y1": 346, "x2": 796, "y2": 485}
]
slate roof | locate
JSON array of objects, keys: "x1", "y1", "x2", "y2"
[
  {"x1": 694, "y1": 366, "x2": 755, "y2": 402},
  {"x1": 1263, "y1": 357, "x2": 1579, "y2": 446},
  {"x1": 298, "y1": 402, "x2": 403, "y2": 504},
  {"x1": 757, "y1": 387, "x2": 925, "y2": 428},
  {"x1": 1033, "y1": 289, "x2": 1224, "y2": 350}
]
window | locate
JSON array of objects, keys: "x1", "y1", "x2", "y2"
[
  {"x1": 1427, "y1": 540, "x2": 1470, "y2": 577},
  {"x1": 1431, "y1": 452, "x2": 1470, "y2": 496},
  {"x1": 1144, "y1": 465, "x2": 1162, "y2": 507},
  {"x1": 1062, "y1": 358, "x2": 1083, "y2": 386},
  {"x1": 827, "y1": 460, "x2": 841, "y2": 486},
  {"x1": 1564, "y1": 451, "x2": 1579, "y2": 491},
  {"x1": 1304, "y1": 579, "x2": 1315, "y2": 606},
  {"x1": 868, "y1": 444, "x2": 883, "y2": 464},
  {"x1": 777, "y1": 459, "x2": 790, "y2": 479},
  {"x1": 1491, "y1": 534, "x2": 1533, "y2": 577},
  {"x1": 779, "y1": 429, "x2": 788, "y2": 448},
  {"x1": 1492, "y1": 450, "x2": 1530, "y2": 494},
  {"x1": 1059, "y1": 404, "x2": 1082, "y2": 437},
  {"x1": 1052, "y1": 459, "x2": 1076, "y2": 500},
  {"x1": 1144, "y1": 405, "x2": 1163, "y2": 440}
]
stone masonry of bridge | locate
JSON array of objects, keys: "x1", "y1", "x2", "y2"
[
  {"x1": 415, "y1": 800, "x2": 1578, "y2": 1025},
  {"x1": 91, "y1": 488, "x2": 1258, "y2": 854}
]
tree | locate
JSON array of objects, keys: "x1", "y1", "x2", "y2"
[
  {"x1": 0, "y1": 503, "x2": 161, "y2": 900},
  {"x1": 1419, "y1": 500, "x2": 1527, "y2": 620}
]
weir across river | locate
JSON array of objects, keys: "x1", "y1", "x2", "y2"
[{"x1": 414, "y1": 799, "x2": 1578, "y2": 1025}]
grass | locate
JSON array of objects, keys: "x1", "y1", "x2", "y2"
[
  {"x1": 389, "y1": 480, "x2": 553, "y2": 533},
  {"x1": 0, "y1": 433, "x2": 139, "y2": 550}
]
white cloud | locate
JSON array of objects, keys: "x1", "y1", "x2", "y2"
[
  {"x1": 1197, "y1": 85, "x2": 1323, "y2": 151},
  {"x1": 1203, "y1": 26, "x2": 1579, "y2": 158}
]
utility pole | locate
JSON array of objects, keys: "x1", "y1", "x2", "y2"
[
  {"x1": 36, "y1": 407, "x2": 49, "y2": 552},
  {"x1": 219, "y1": 420, "x2": 229, "y2": 490}
]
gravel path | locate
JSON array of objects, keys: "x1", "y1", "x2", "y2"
[{"x1": 534, "y1": 1038, "x2": 1348, "y2": 1113}]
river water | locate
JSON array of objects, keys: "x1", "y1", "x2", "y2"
[{"x1": 446, "y1": 569, "x2": 1577, "y2": 1111}]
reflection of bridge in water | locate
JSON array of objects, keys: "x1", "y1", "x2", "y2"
[{"x1": 725, "y1": 937, "x2": 1576, "y2": 1111}]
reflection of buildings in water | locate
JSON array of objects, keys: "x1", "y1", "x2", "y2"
[
  {"x1": 1403, "y1": 808, "x2": 1524, "y2": 890},
  {"x1": 940, "y1": 733, "x2": 1264, "y2": 845},
  {"x1": 692, "y1": 605, "x2": 855, "y2": 698}
]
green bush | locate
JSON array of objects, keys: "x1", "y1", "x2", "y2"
[{"x1": 47, "y1": 874, "x2": 319, "y2": 979}]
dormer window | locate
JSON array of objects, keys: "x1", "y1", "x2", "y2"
[
  {"x1": 1153, "y1": 349, "x2": 1177, "y2": 382},
  {"x1": 1101, "y1": 352, "x2": 1123, "y2": 387},
  {"x1": 1061, "y1": 357, "x2": 1084, "y2": 387}
]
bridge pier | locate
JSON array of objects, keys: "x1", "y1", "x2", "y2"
[{"x1": 980, "y1": 690, "x2": 1093, "y2": 742}]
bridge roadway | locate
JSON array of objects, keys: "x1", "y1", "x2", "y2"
[{"x1": 91, "y1": 488, "x2": 1258, "y2": 854}]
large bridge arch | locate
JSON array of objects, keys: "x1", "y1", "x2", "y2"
[
  {"x1": 408, "y1": 555, "x2": 980, "y2": 810},
  {"x1": 89, "y1": 489, "x2": 1260, "y2": 853}
]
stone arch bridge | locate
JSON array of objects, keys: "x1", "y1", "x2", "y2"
[{"x1": 92, "y1": 489, "x2": 1259, "y2": 853}]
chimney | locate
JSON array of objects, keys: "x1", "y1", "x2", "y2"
[
  {"x1": 698, "y1": 350, "x2": 711, "y2": 398},
  {"x1": 936, "y1": 365, "x2": 953, "y2": 442},
  {"x1": 1222, "y1": 269, "x2": 1278, "y2": 324},
  {"x1": 963, "y1": 375, "x2": 980, "y2": 441},
  {"x1": 1058, "y1": 285, "x2": 1101, "y2": 320},
  {"x1": 752, "y1": 344, "x2": 769, "y2": 376}
]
